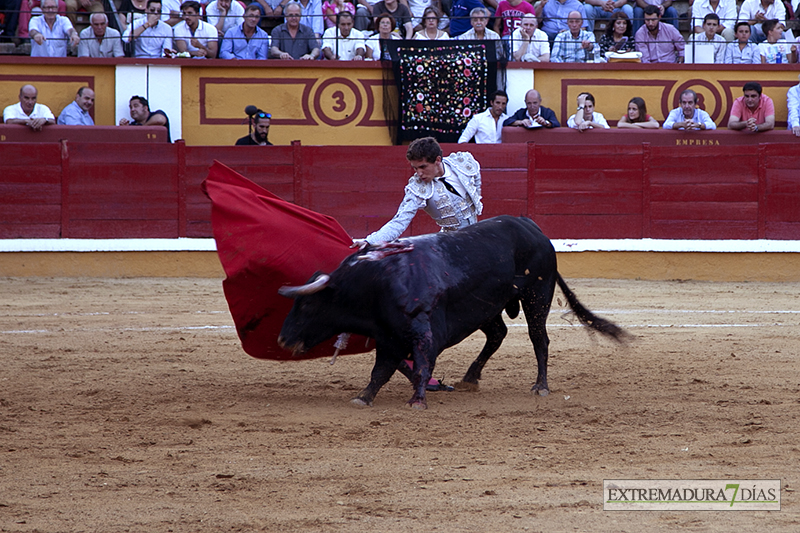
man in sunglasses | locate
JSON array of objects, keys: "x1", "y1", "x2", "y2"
[
  {"x1": 123, "y1": 0, "x2": 176, "y2": 58},
  {"x1": 236, "y1": 111, "x2": 273, "y2": 145}
]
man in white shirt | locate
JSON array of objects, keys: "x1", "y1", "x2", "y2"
[
  {"x1": 663, "y1": 89, "x2": 717, "y2": 130},
  {"x1": 123, "y1": 0, "x2": 175, "y2": 58},
  {"x1": 787, "y1": 75, "x2": 800, "y2": 137},
  {"x1": 738, "y1": 0, "x2": 786, "y2": 43},
  {"x1": 78, "y1": 12, "x2": 125, "y2": 57},
  {"x1": 322, "y1": 11, "x2": 365, "y2": 60},
  {"x1": 692, "y1": 0, "x2": 736, "y2": 41},
  {"x1": 28, "y1": 0, "x2": 80, "y2": 57},
  {"x1": 687, "y1": 13, "x2": 727, "y2": 63},
  {"x1": 173, "y1": 0, "x2": 219, "y2": 58},
  {"x1": 458, "y1": 90, "x2": 509, "y2": 144},
  {"x1": 511, "y1": 13, "x2": 550, "y2": 62},
  {"x1": 206, "y1": 0, "x2": 245, "y2": 36},
  {"x1": 2, "y1": 85, "x2": 56, "y2": 131}
]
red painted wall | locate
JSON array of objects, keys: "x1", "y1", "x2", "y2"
[{"x1": 1, "y1": 137, "x2": 799, "y2": 240}]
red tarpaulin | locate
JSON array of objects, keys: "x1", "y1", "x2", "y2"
[{"x1": 202, "y1": 161, "x2": 373, "y2": 360}]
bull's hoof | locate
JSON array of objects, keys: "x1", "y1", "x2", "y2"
[
  {"x1": 350, "y1": 397, "x2": 373, "y2": 408},
  {"x1": 530, "y1": 386, "x2": 549, "y2": 397},
  {"x1": 453, "y1": 380, "x2": 479, "y2": 392},
  {"x1": 407, "y1": 399, "x2": 428, "y2": 410}
]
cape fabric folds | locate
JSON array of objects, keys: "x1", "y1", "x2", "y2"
[{"x1": 202, "y1": 161, "x2": 372, "y2": 360}]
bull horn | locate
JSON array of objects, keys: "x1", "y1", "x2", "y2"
[{"x1": 278, "y1": 274, "x2": 330, "y2": 298}]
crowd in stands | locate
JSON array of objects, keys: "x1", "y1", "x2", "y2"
[{"x1": 1, "y1": 0, "x2": 799, "y2": 63}]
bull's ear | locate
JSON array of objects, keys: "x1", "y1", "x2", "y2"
[{"x1": 278, "y1": 274, "x2": 330, "y2": 298}]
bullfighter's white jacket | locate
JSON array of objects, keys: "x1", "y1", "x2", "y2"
[{"x1": 365, "y1": 152, "x2": 483, "y2": 245}]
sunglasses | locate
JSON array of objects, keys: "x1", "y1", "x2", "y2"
[{"x1": 256, "y1": 112, "x2": 271, "y2": 119}]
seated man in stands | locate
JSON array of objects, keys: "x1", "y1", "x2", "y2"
[
  {"x1": 738, "y1": 0, "x2": 786, "y2": 43},
  {"x1": 687, "y1": 13, "x2": 726, "y2": 63},
  {"x1": 57, "y1": 87, "x2": 95, "y2": 126},
  {"x1": 551, "y1": 10, "x2": 595, "y2": 63},
  {"x1": 632, "y1": 0, "x2": 679, "y2": 34},
  {"x1": 118, "y1": 95, "x2": 171, "y2": 142},
  {"x1": 322, "y1": 11, "x2": 365, "y2": 60},
  {"x1": 236, "y1": 110, "x2": 273, "y2": 145},
  {"x1": 28, "y1": 0, "x2": 80, "y2": 57},
  {"x1": 173, "y1": 1, "x2": 219, "y2": 58},
  {"x1": 221, "y1": 3, "x2": 271, "y2": 59},
  {"x1": 457, "y1": 6, "x2": 501, "y2": 42},
  {"x1": 540, "y1": 0, "x2": 587, "y2": 43},
  {"x1": 635, "y1": 4, "x2": 684, "y2": 63},
  {"x1": 663, "y1": 89, "x2": 716, "y2": 130},
  {"x1": 511, "y1": 13, "x2": 550, "y2": 62},
  {"x1": 122, "y1": 0, "x2": 175, "y2": 58},
  {"x1": 207, "y1": 0, "x2": 245, "y2": 37},
  {"x1": 503, "y1": 89, "x2": 560, "y2": 128},
  {"x1": 458, "y1": 90, "x2": 509, "y2": 144},
  {"x1": 2, "y1": 84, "x2": 55, "y2": 131},
  {"x1": 724, "y1": 22, "x2": 761, "y2": 64},
  {"x1": 78, "y1": 12, "x2": 124, "y2": 57},
  {"x1": 567, "y1": 92, "x2": 610, "y2": 131},
  {"x1": 727, "y1": 82, "x2": 775, "y2": 133},
  {"x1": 789, "y1": 76, "x2": 800, "y2": 137},
  {"x1": 270, "y1": 1, "x2": 320, "y2": 59}
]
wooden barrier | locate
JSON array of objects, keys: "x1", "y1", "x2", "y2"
[
  {"x1": 1, "y1": 139, "x2": 799, "y2": 241},
  {"x1": 0, "y1": 125, "x2": 168, "y2": 143}
]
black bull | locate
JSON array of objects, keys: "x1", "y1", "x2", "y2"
[{"x1": 277, "y1": 216, "x2": 627, "y2": 409}]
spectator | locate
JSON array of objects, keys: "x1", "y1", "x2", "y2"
[
  {"x1": 635, "y1": 4, "x2": 684, "y2": 63},
  {"x1": 323, "y1": 0, "x2": 354, "y2": 29},
  {"x1": 123, "y1": 0, "x2": 175, "y2": 58},
  {"x1": 57, "y1": 86, "x2": 95, "y2": 126},
  {"x1": 236, "y1": 110, "x2": 273, "y2": 145},
  {"x1": 567, "y1": 92, "x2": 610, "y2": 131},
  {"x1": 2, "y1": 84, "x2": 55, "y2": 131},
  {"x1": 296, "y1": 0, "x2": 324, "y2": 37},
  {"x1": 414, "y1": 6, "x2": 449, "y2": 39},
  {"x1": 540, "y1": 0, "x2": 587, "y2": 43},
  {"x1": 270, "y1": 1, "x2": 320, "y2": 59},
  {"x1": 617, "y1": 96, "x2": 659, "y2": 128},
  {"x1": 788, "y1": 75, "x2": 800, "y2": 137},
  {"x1": 663, "y1": 89, "x2": 716, "y2": 130},
  {"x1": 365, "y1": 13, "x2": 401, "y2": 59},
  {"x1": 758, "y1": 19, "x2": 796, "y2": 63},
  {"x1": 406, "y1": 0, "x2": 439, "y2": 29},
  {"x1": 118, "y1": 0, "x2": 148, "y2": 32},
  {"x1": 551, "y1": 10, "x2": 595, "y2": 62},
  {"x1": 511, "y1": 13, "x2": 550, "y2": 62},
  {"x1": 633, "y1": 0, "x2": 678, "y2": 34},
  {"x1": 322, "y1": 10, "x2": 366, "y2": 58},
  {"x1": 221, "y1": 3, "x2": 271, "y2": 59},
  {"x1": 584, "y1": 0, "x2": 633, "y2": 33},
  {"x1": 598, "y1": 10, "x2": 635, "y2": 56},
  {"x1": 119, "y1": 95, "x2": 171, "y2": 142},
  {"x1": 458, "y1": 89, "x2": 509, "y2": 143},
  {"x1": 16, "y1": 0, "x2": 68, "y2": 41},
  {"x1": 727, "y1": 82, "x2": 775, "y2": 133},
  {"x1": 493, "y1": 0, "x2": 535, "y2": 39},
  {"x1": 78, "y1": 12, "x2": 125, "y2": 57},
  {"x1": 449, "y1": 0, "x2": 485, "y2": 37},
  {"x1": 687, "y1": 13, "x2": 726, "y2": 63},
  {"x1": 206, "y1": 0, "x2": 245, "y2": 36},
  {"x1": 372, "y1": 0, "x2": 413, "y2": 38},
  {"x1": 29, "y1": 0, "x2": 80, "y2": 57},
  {"x1": 692, "y1": 0, "x2": 736, "y2": 42},
  {"x1": 738, "y1": 0, "x2": 786, "y2": 43},
  {"x1": 724, "y1": 21, "x2": 761, "y2": 63},
  {"x1": 503, "y1": 88, "x2": 560, "y2": 128},
  {"x1": 173, "y1": 1, "x2": 219, "y2": 58}
]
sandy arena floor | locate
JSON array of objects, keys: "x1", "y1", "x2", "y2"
[{"x1": 0, "y1": 277, "x2": 798, "y2": 532}]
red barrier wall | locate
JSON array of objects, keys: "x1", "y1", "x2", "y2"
[{"x1": 1, "y1": 139, "x2": 799, "y2": 240}]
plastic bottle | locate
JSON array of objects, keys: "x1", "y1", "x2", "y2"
[{"x1": 776, "y1": 50, "x2": 783, "y2": 64}]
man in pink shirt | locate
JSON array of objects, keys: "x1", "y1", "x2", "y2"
[
  {"x1": 727, "y1": 82, "x2": 775, "y2": 132},
  {"x1": 635, "y1": 4, "x2": 685, "y2": 62}
]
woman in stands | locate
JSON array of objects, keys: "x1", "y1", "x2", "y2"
[
  {"x1": 617, "y1": 97, "x2": 659, "y2": 129},
  {"x1": 118, "y1": 0, "x2": 147, "y2": 32},
  {"x1": 323, "y1": 0, "x2": 356, "y2": 29},
  {"x1": 366, "y1": 13, "x2": 401, "y2": 60},
  {"x1": 598, "y1": 11, "x2": 635, "y2": 57},
  {"x1": 413, "y1": 7, "x2": 449, "y2": 40}
]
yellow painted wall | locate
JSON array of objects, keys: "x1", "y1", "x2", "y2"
[{"x1": 0, "y1": 64, "x2": 117, "y2": 126}]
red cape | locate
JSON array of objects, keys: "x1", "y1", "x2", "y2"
[{"x1": 202, "y1": 161, "x2": 373, "y2": 360}]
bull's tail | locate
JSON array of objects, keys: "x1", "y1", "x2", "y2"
[{"x1": 556, "y1": 273, "x2": 629, "y2": 342}]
